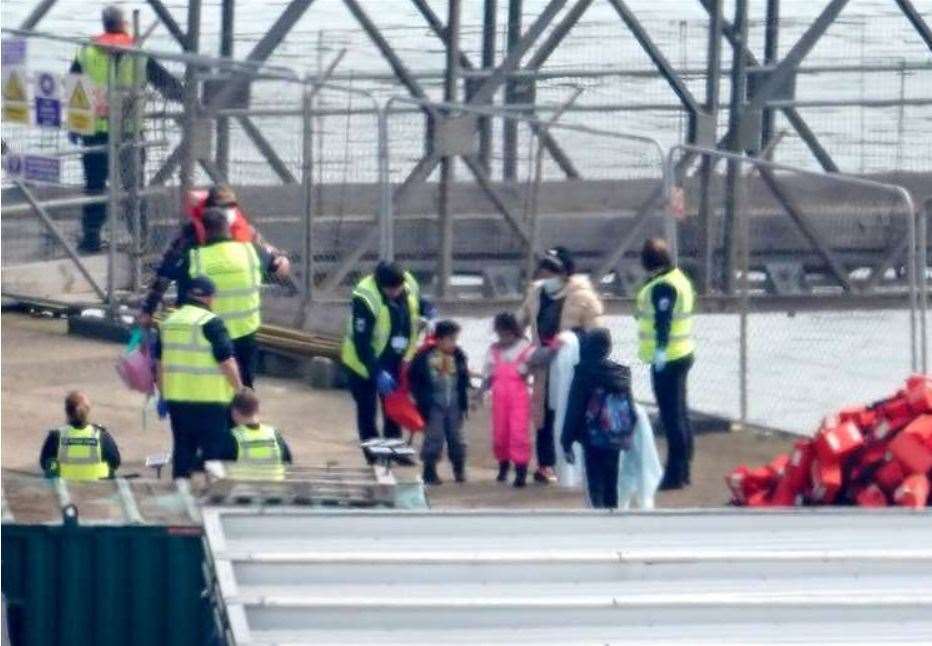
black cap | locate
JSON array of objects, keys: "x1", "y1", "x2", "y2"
[
  {"x1": 374, "y1": 261, "x2": 405, "y2": 289},
  {"x1": 188, "y1": 275, "x2": 217, "y2": 299},
  {"x1": 538, "y1": 246, "x2": 575, "y2": 275}
]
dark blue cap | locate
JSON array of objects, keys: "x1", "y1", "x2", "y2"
[{"x1": 188, "y1": 275, "x2": 217, "y2": 299}]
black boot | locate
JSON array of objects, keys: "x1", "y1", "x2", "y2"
[
  {"x1": 422, "y1": 462, "x2": 442, "y2": 485},
  {"x1": 453, "y1": 460, "x2": 467, "y2": 483},
  {"x1": 513, "y1": 465, "x2": 528, "y2": 488},
  {"x1": 496, "y1": 461, "x2": 510, "y2": 483},
  {"x1": 658, "y1": 464, "x2": 685, "y2": 491}
]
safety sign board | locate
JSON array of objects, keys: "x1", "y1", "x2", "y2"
[
  {"x1": 65, "y1": 74, "x2": 95, "y2": 135},
  {"x1": 34, "y1": 71, "x2": 62, "y2": 128},
  {"x1": 1, "y1": 38, "x2": 27, "y2": 68},
  {"x1": 23, "y1": 154, "x2": 62, "y2": 184},
  {"x1": 3, "y1": 153, "x2": 23, "y2": 177},
  {"x1": 2, "y1": 68, "x2": 30, "y2": 124}
]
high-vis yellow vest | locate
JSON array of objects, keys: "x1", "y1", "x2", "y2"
[
  {"x1": 233, "y1": 424, "x2": 284, "y2": 464},
  {"x1": 232, "y1": 424, "x2": 285, "y2": 480},
  {"x1": 160, "y1": 305, "x2": 234, "y2": 404},
  {"x1": 75, "y1": 33, "x2": 142, "y2": 134},
  {"x1": 189, "y1": 241, "x2": 262, "y2": 340},
  {"x1": 341, "y1": 272, "x2": 420, "y2": 378},
  {"x1": 57, "y1": 425, "x2": 110, "y2": 481},
  {"x1": 636, "y1": 267, "x2": 696, "y2": 363}
]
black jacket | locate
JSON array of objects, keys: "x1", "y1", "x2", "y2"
[
  {"x1": 561, "y1": 330, "x2": 631, "y2": 453},
  {"x1": 407, "y1": 345, "x2": 470, "y2": 418}
]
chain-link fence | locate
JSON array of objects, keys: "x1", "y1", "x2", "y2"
[
  {"x1": 1, "y1": 29, "x2": 373, "y2": 319},
  {"x1": 2, "y1": 29, "x2": 178, "y2": 309},
  {"x1": 658, "y1": 144, "x2": 922, "y2": 436}
]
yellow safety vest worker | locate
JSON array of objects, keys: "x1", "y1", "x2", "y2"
[
  {"x1": 231, "y1": 424, "x2": 285, "y2": 480},
  {"x1": 75, "y1": 32, "x2": 143, "y2": 134},
  {"x1": 232, "y1": 424, "x2": 284, "y2": 464},
  {"x1": 57, "y1": 425, "x2": 110, "y2": 481},
  {"x1": 341, "y1": 272, "x2": 420, "y2": 378},
  {"x1": 636, "y1": 267, "x2": 696, "y2": 363},
  {"x1": 160, "y1": 304, "x2": 234, "y2": 404},
  {"x1": 189, "y1": 241, "x2": 262, "y2": 340}
]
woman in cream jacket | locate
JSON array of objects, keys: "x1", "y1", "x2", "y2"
[{"x1": 518, "y1": 247, "x2": 604, "y2": 483}]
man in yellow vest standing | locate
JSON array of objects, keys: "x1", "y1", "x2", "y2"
[
  {"x1": 636, "y1": 238, "x2": 696, "y2": 490},
  {"x1": 155, "y1": 276, "x2": 243, "y2": 478},
  {"x1": 69, "y1": 5, "x2": 182, "y2": 252},
  {"x1": 39, "y1": 391, "x2": 121, "y2": 480},
  {"x1": 341, "y1": 261, "x2": 433, "y2": 464},
  {"x1": 153, "y1": 208, "x2": 290, "y2": 388}
]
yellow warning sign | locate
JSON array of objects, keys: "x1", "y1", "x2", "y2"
[
  {"x1": 2, "y1": 69, "x2": 29, "y2": 125},
  {"x1": 67, "y1": 111, "x2": 94, "y2": 134},
  {"x1": 3, "y1": 71, "x2": 26, "y2": 102},
  {"x1": 65, "y1": 75, "x2": 95, "y2": 135},
  {"x1": 68, "y1": 81, "x2": 91, "y2": 110}
]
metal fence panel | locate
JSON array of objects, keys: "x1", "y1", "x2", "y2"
[
  {"x1": 371, "y1": 97, "x2": 670, "y2": 300},
  {"x1": 666, "y1": 144, "x2": 920, "y2": 435}
]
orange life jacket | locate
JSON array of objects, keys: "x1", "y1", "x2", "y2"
[
  {"x1": 185, "y1": 190, "x2": 255, "y2": 245},
  {"x1": 94, "y1": 32, "x2": 135, "y2": 48}
]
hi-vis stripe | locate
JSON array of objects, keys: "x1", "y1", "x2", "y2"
[{"x1": 161, "y1": 312, "x2": 221, "y2": 373}]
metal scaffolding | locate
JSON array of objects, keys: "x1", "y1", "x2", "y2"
[{"x1": 5, "y1": 0, "x2": 932, "y2": 301}]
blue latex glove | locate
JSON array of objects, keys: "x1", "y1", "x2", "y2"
[
  {"x1": 421, "y1": 301, "x2": 438, "y2": 321},
  {"x1": 376, "y1": 370, "x2": 397, "y2": 395},
  {"x1": 653, "y1": 348, "x2": 668, "y2": 372},
  {"x1": 156, "y1": 396, "x2": 169, "y2": 419}
]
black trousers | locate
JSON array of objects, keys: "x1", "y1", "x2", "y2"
[
  {"x1": 584, "y1": 446, "x2": 621, "y2": 509},
  {"x1": 348, "y1": 371, "x2": 401, "y2": 445},
  {"x1": 79, "y1": 132, "x2": 147, "y2": 248},
  {"x1": 167, "y1": 402, "x2": 235, "y2": 478},
  {"x1": 233, "y1": 333, "x2": 259, "y2": 389},
  {"x1": 80, "y1": 133, "x2": 109, "y2": 247},
  {"x1": 651, "y1": 353, "x2": 694, "y2": 484},
  {"x1": 535, "y1": 376, "x2": 557, "y2": 469}
]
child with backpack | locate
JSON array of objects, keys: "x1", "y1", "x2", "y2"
[
  {"x1": 408, "y1": 320, "x2": 471, "y2": 485},
  {"x1": 560, "y1": 328, "x2": 635, "y2": 508},
  {"x1": 480, "y1": 312, "x2": 535, "y2": 487}
]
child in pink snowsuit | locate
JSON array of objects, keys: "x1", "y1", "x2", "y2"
[{"x1": 482, "y1": 312, "x2": 534, "y2": 487}]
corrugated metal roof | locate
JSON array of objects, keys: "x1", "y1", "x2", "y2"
[{"x1": 203, "y1": 508, "x2": 932, "y2": 645}]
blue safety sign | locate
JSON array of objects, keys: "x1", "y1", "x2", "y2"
[
  {"x1": 1, "y1": 39, "x2": 26, "y2": 68},
  {"x1": 23, "y1": 154, "x2": 61, "y2": 183},
  {"x1": 34, "y1": 72, "x2": 61, "y2": 128},
  {"x1": 4, "y1": 153, "x2": 23, "y2": 176}
]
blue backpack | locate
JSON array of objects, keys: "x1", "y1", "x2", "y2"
[{"x1": 585, "y1": 388, "x2": 635, "y2": 451}]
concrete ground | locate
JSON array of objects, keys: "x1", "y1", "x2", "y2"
[{"x1": 1, "y1": 312, "x2": 791, "y2": 509}]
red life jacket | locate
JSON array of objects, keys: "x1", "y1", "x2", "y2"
[
  {"x1": 94, "y1": 32, "x2": 135, "y2": 48},
  {"x1": 185, "y1": 190, "x2": 255, "y2": 245}
]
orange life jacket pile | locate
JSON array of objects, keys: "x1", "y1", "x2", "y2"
[{"x1": 726, "y1": 374, "x2": 932, "y2": 508}]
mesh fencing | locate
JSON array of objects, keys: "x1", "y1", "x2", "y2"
[
  {"x1": 376, "y1": 98, "x2": 668, "y2": 297},
  {"x1": 1, "y1": 32, "x2": 179, "y2": 305},
  {"x1": 663, "y1": 145, "x2": 920, "y2": 435}
]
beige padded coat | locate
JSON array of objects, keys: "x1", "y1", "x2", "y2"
[{"x1": 518, "y1": 274, "x2": 605, "y2": 428}]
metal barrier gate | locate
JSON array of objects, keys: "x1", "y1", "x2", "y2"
[{"x1": 659, "y1": 144, "x2": 923, "y2": 435}]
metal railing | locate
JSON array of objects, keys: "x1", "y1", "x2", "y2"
[{"x1": 660, "y1": 144, "x2": 923, "y2": 435}]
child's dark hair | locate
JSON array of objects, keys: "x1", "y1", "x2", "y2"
[
  {"x1": 232, "y1": 387, "x2": 260, "y2": 417},
  {"x1": 65, "y1": 391, "x2": 90, "y2": 427},
  {"x1": 493, "y1": 311, "x2": 522, "y2": 337},
  {"x1": 434, "y1": 319, "x2": 461, "y2": 340}
]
